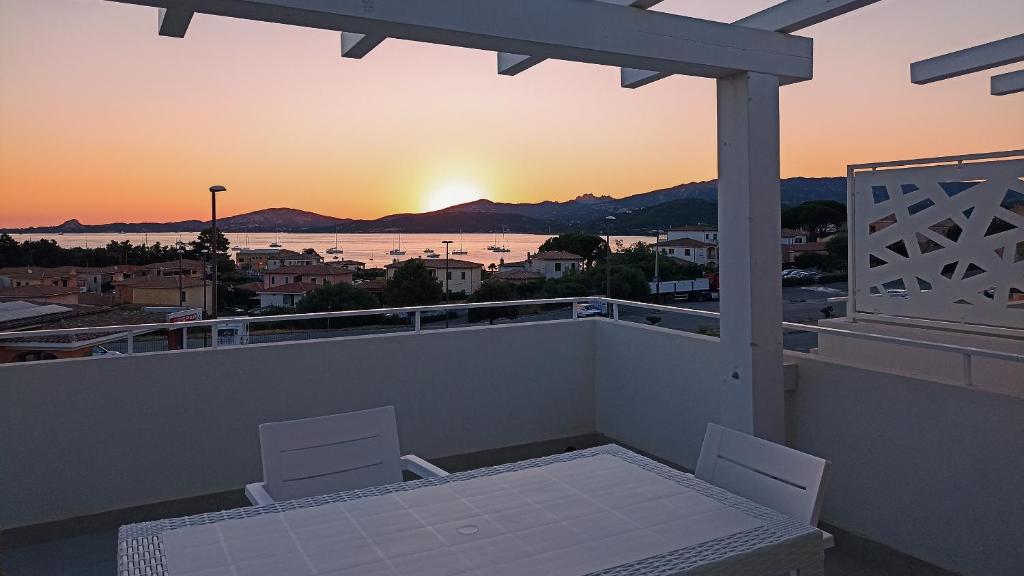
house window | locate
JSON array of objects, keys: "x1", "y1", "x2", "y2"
[
  {"x1": 311, "y1": 278, "x2": 317, "y2": 284},
  {"x1": 668, "y1": 249, "x2": 674, "y2": 254},
  {"x1": 447, "y1": 271, "x2": 452, "y2": 280},
  {"x1": 180, "y1": 290, "x2": 187, "y2": 302},
  {"x1": 461, "y1": 272, "x2": 466, "y2": 280},
  {"x1": 795, "y1": 238, "x2": 803, "y2": 244},
  {"x1": 271, "y1": 276, "x2": 276, "y2": 285},
  {"x1": 555, "y1": 263, "x2": 562, "y2": 272},
  {"x1": 685, "y1": 249, "x2": 691, "y2": 256}
]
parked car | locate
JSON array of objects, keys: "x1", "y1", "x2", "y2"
[{"x1": 576, "y1": 303, "x2": 605, "y2": 318}]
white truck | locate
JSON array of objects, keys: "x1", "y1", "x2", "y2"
[{"x1": 649, "y1": 278, "x2": 717, "y2": 302}]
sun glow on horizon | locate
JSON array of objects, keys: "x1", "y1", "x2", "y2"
[{"x1": 424, "y1": 182, "x2": 485, "y2": 213}]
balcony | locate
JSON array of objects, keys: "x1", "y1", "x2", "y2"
[{"x1": 1, "y1": 298, "x2": 1020, "y2": 576}]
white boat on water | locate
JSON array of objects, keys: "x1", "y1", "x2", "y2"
[
  {"x1": 269, "y1": 230, "x2": 282, "y2": 248},
  {"x1": 452, "y1": 232, "x2": 468, "y2": 255},
  {"x1": 427, "y1": 252, "x2": 440, "y2": 259},
  {"x1": 423, "y1": 248, "x2": 435, "y2": 254},
  {"x1": 388, "y1": 234, "x2": 406, "y2": 256},
  {"x1": 326, "y1": 228, "x2": 343, "y2": 254}
]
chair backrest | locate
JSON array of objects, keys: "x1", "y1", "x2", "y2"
[
  {"x1": 259, "y1": 406, "x2": 403, "y2": 502},
  {"x1": 695, "y1": 423, "x2": 830, "y2": 526}
]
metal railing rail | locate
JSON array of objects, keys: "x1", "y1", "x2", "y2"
[{"x1": 2, "y1": 297, "x2": 1020, "y2": 386}]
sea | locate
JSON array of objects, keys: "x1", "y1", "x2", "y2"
[{"x1": 7, "y1": 232, "x2": 650, "y2": 269}]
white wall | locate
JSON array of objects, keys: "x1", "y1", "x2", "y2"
[
  {"x1": 786, "y1": 351, "x2": 1024, "y2": 576},
  {"x1": 592, "y1": 320, "x2": 721, "y2": 470},
  {"x1": 817, "y1": 317, "x2": 1024, "y2": 397},
  {"x1": 0, "y1": 320, "x2": 595, "y2": 529}
]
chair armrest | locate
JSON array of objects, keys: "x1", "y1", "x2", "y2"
[
  {"x1": 245, "y1": 482, "x2": 275, "y2": 506},
  {"x1": 401, "y1": 454, "x2": 449, "y2": 478}
]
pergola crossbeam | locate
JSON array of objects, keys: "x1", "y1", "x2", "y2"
[
  {"x1": 911, "y1": 34, "x2": 1024, "y2": 85},
  {"x1": 991, "y1": 69, "x2": 1024, "y2": 96},
  {"x1": 341, "y1": 32, "x2": 386, "y2": 59},
  {"x1": 621, "y1": 0, "x2": 879, "y2": 88},
  {"x1": 157, "y1": 7, "x2": 193, "y2": 38},
  {"x1": 497, "y1": 0, "x2": 665, "y2": 76},
  {"x1": 112, "y1": 0, "x2": 813, "y2": 81}
]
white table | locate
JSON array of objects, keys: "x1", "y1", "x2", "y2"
[{"x1": 118, "y1": 445, "x2": 824, "y2": 576}]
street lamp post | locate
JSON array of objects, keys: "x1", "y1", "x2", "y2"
[
  {"x1": 652, "y1": 229, "x2": 664, "y2": 302},
  {"x1": 177, "y1": 247, "x2": 184, "y2": 306},
  {"x1": 604, "y1": 215, "x2": 616, "y2": 299},
  {"x1": 209, "y1": 185, "x2": 226, "y2": 318},
  {"x1": 442, "y1": 240, "x2": 453, "y2": 328}
]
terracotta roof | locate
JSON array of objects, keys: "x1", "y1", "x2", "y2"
[
  {"x1": 0, "y1": 285, "x2": 79, "y2": 298},
  {"x1": 141, "y1": 259, "x2": 205, "y2": 271},
  {"x1": 531, "y1": 251, "x2": 583, "y2": 261},
  {"x1": 234, "y1": 282, "x2": 264, "y2": 293},
  {"x1": 268, "y1": 265, "x2": 353, "y2": 276},
  {"x1": 655, "y1": 238, "x2": 713, "y2": 248},
  {"x1": 490, "y1": 270, "x2": 545, "y2": 282},
  {"x1": 0, "y1": 266, "x2": 78, "y2": 278},
  {"x1": 781, "y1": 229, "x2": 807, "y2": 238},
  {"x1": 257, "y1": 282, "x2": 319, "y2": 294},
  {"x1": 668, "y1": 225, "x2": 716, "y2": 232},
  {"x1": 354, "y1": 279, "x2": 386, "y2": 292},
  {"x1": 385, "y1": 258, "x2": 483, "y2": 270},
  {"x1": 331, "y1": 260, "x2": 366, "y2": 266},
  {"x1": 116, "y1": 277, "x2": 207, "y2": 289}
]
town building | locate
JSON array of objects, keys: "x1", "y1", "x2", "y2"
[
  {"x1": 488, "y1": 269, "x2": 545, "y2": 284},
  {"x1": 666, "y1": 225, "x2": 719, "y2": 245},
  {"x1": 527, "y1": 251, "x2": 583, "y2": 279},
  {"x1": 782, "y1": 242, "x2": 828, "y2": 264},
  {"x1": 654, "y1": 238, "x2": 719, "y2": 266},
  {"x1": 0, "y1": 285, "x2": 81, "y2": 305},
  {"x1": 497, "y1": 259, "x2": 529, "y2": 273},
  {"x1": 0, "y1": 300, "x2": 166, "y2": 363},
  {"x1": 268, "y1": 249, "x2": 324, "y2": 270},
  {"x1": 236, "y1": 248, "x2": 325, "y2": 272},
  {"x1": 256, "y1": 283, "x2": 318, "y2": 309},
  {"x1": 385, "y1": 258, "x2": 484, "y2": 296},
  {"x1": 263, "y1": 265, "x2": 353, "y2": 289},
  {"x1": 136, "y1": 259, "x2": 206, "y2": 279},
  {"x1": 114, "y1": 277, "x2": 213, "y2": 314},
  {"x1": 0, "y1": 266, "x2": 79, "y2": 289},
  {"x1": 781, "y1": 229, "x2": 808, "y2": 245},
  {"x1": 329, "y1": 260, "x2": 366, "y2": 272}
]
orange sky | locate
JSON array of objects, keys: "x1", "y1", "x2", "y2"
[{"x1": 1, "y1": 0, "x2": 1022, "y2": 227}]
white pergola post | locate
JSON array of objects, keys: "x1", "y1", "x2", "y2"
[{"x1": 716, "y1": 71, "x2": 785, "y2": 442}]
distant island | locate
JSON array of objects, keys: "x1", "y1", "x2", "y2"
[{"x1": 3, "y1": 177, "x2": 845, "y2": 235}]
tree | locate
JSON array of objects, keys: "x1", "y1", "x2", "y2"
[
  {"x1": 538, "y1": 233, "x2": 607, "y2": 268},
  {"x1": 189, "y1": 227, "x2": 235, "y2": 273},
  {"x1": 297, "y1": 283, "x2": 379, "y2": 313},
  {"x1": 384, "y1": 260, "x2": 443, "y2": 307},
  {"x1": 781, "y1": 201, "x2": 846, "y2": 241},
  {"x1": 467, "y1": 280, "x2": 519, "y2": 325},
  {"x1": 614, "y1": 241, "x2": 704, "y2": 282},
  {"x1": 606, "y1": 266, "x2": 650, "y2": 300},
  {"x1": 825, "y1": 233, "x2": 848, "y2": 270}
]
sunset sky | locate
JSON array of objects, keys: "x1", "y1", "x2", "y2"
[{"x1": 1, "y1": 0, "x2": 1022, "y2": 227}]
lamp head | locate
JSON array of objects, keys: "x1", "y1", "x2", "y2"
[{"x1": 209, "y1": 185, "x2": 227, "y2": 193}]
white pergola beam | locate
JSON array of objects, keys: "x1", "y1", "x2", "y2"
[
  {"x1": 111, "y1": 0, "x2": 813, "y2": 81},
  {"x1": 622, "y1": 0, "x2": 879, "y2": 88},
  {"x1": 157, "y1": 7, "x2": 193, "y2": 37},
  {"x1": 911, "y1": 34, "x2": 1024, "y2": 85},
  {"x1": 991, "y1": 69, "x2": 1024, "y2": 96},
  {"x1": 497, "y1": 0, "x2": 665, "y2": 76},
  {"x1": 341, "y1": 32, "x2": 386, "y2": 59}
]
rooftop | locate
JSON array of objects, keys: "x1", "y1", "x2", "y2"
[
  {"x1": 256, "y1": 282, "x2": 320, "y2": 295},
  {"x1": 531, "y1": 250, "x2": 584, "y2": 261},
  {"x1": 385, "y1": 258, "x2": 484, "y2": 269},
  {"x1": 0, "y1": 285, "x2": 80, "y2": 298},
  {"x1": 115, "y1": 277, "x2": 207, "y2": 289},
  {"x1": 655, "y1": 238, "x2": 715, "y2": 248},
  {"x1": 267, "y1": 265, "x2": 353, "y2": 275}
]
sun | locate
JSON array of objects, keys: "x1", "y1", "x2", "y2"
[{"x1": 425, "y1": 182, "x2": 484, "y2": 212}]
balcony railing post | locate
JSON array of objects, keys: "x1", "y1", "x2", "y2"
[
  {"x1": 613, "y1": 303, "x2": 620, "y2": 321},
  {"x1": 963, "y1": 353, "x2": 974, "y2": 386},
  {"x1": 181, "y1": 327, "x2": 188, "y2": 350},
  {"x1": 127, "y1": 331, "x2": 134, "y2": 355},
  {"x1": 414, "y1": 310, "x2": 422, "y2": 333},
  {"x1": 572, "y1": 299, "x2": 579, "y2": 319},
  {"x1": 211, "y1": 323, "x2": 219, "y2": 348}
]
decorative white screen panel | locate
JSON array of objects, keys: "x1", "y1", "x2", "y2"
[{"x1": 852, "y1": 158, "x2": 1024, "y2": 329}]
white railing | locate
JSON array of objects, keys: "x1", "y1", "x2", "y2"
[{"x1": 2, "y1": 297, "x2": 1021, "y2": 386}]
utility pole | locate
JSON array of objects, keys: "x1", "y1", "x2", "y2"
[
  {"x1": 605, "y1": 215, "x2": 616, "y2": 299},
  {"x1": 442, "y1": 240, "x2": 453, "y2": 328},
  {"x1": 209, "y1": 185, "x2": 226, "y2": 318},
  {"x1": 177, "y1": 247, "x2": 184, "y2": 307}
]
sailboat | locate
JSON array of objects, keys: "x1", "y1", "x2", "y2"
[
  {"x1": 388, "y1": 234, "x2": 406, "y2": 256},
  {"x1": 269, "y1": 230, "x2": 282, "y2": 248},
  {"x1": 487, "y1": 232, "x2": 501, "y2": 252},
  {"x1": 452, "y1": 231, "x2": 468, "y2": 256},
  {"x1": 326, "y1": 228, "x2": 343, "y2": 254},
  {"x1": 494, "y1": 227, "x2": 511, "y2": 253},
  {"x1": 427, "y1": 251, "x2": 440, "y2": 259}
]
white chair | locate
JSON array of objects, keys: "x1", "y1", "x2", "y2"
[
  {"x1": 245, "y1": 406, "x2": 448, "y2": 506},
  {"x1": 696, "y1": 423, "x2": 834, "y2": 550}
]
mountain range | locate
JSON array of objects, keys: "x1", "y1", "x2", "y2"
[{"x1": 4, "y1": 177, "x2": 844, "y2": 235}]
